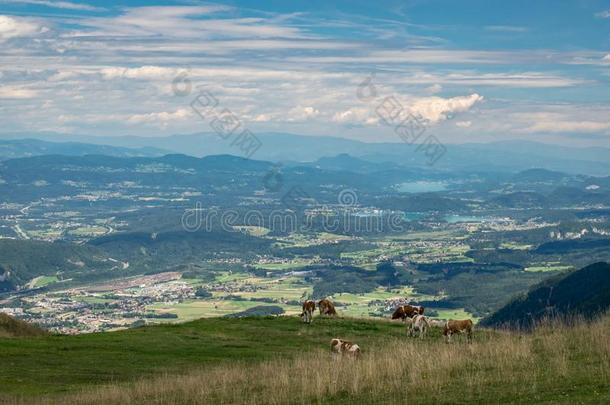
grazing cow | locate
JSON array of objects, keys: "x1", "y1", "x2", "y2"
[
  {"x1": 443, "y1": 319, "x2": 474, "y2": 343},
  {"x1": 409, "y1": 314, "x2": 430, "y2": 339},
  {"x1": 391, "y1": 304, "x2": 424, "y2": 321},
  {"x1": 330, "y1": 338, "x2": 361, "y2": 357},
  {"x1": 300, "y1": 300, "x2": 316, "y2": 324},
  {"x1": 318, "y1": 298, "x2": 337, "y2": 316}
]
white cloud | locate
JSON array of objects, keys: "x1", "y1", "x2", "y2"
[
  {"x1": 0, "y1": 0, "x2": 103, "y2": 11},
  {"x1": 395, "y1": 72, "x2": 583, "y2": 88},
  {"x1": 0, "y1": 15, "x2": 44, "y2": 40},
  {"x1": 332, "y1": 108, "x2": 378, "y2": 125},
  {"x1": 425, "y1": 84, "x2": 442, "y2": 94},
  {"x1": 74, "y1": 6, "x2": 304, "y2": 40},
  {"x1": 291, "y1": 49, "x2": 512, "y2": 65},
  {"x1": 513, "y1": 110, "x2": 610, "y2": 134},
  {"x1": 252, "y1": 113, "x2": 273, "y2": 122},
  {"x1": 523, "y1": 120, "x2": 610, "y2": 133},
  {"x1": 286, "y1": 106, "x2": 320, "y2": 122},
  {"x1": 101, "y1": 66, "x2": 174, "y2": 80},
  {"x1": 330, "y1": 94, "x2": 483, "y2": 127},
  {"x1": 410, "y1": 93, "x2": 483, "y2": 123},
  {"x1": 127, "y1": 108, "x2": 192, "y2": 126},
  {"x1": 0, "y1": 4, "x2": 605, "y2": 144},
  {"x1": 0, "y1": 85, "x2": 37, "y2": 98},
  {"x1": 455, "y1": 121, "x2": 472, "y2": 128},
  {"x1": 595, "y1": 10, "x2": 610, "y2": 19}
]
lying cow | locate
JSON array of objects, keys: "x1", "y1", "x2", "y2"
[
  {"x1": 408, "y1": 314, "x2": 430, "y2": 339},
  {"x1": 330, "y1": 338, "x2": 361, "y2": 357},
  {"x1": 318, "y1": 298, "x2": 337, "y2": 316},
  {"x1": 391, "y1": 304, "x2": 424, "y2": 321},
  {"x1": 300, "y1": 300, "x2": 316, "y2": 324},
  {"x1": 443, "y1": 319, "x2": 474, "y2": 343}
]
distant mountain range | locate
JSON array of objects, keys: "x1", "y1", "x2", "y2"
[
  {"x1": 0, "y1": 139, "x2": 168, "y2": 161},
  {"x1": 2, "y1": 132, "x2": 610, "y2": 176},
  {"x1": 0, "y1": 151, "x2": 608, "y2": 208},
  {"x1": 481, "y1": 262, "x2": 610, "y2": 329}
]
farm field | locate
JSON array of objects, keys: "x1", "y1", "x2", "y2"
[
  {"x1": 524, "y1": 263, "x2": 574, "y2": 272},
  {"x1": 148, "y1": 299, "x2": 302, "y2": 321}
]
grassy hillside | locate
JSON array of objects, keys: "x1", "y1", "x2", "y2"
[
  {"x1": 2, "y1": 315, "x2": 610, "y2": 404},
  {"x1": 0, "y1": 316, "x2": 406, "y2": 397},
  {"x1": 482, "y1": 262, "x2": 610, "y2": 328},
  {"x1": 0, "y1": 314, "x2": 47, "y2": 338}
]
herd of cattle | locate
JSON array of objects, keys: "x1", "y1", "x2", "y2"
[{"x1": 301, "y1": 299, "x2": 474, "y2": 357}]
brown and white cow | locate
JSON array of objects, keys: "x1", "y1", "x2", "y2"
[
  {"x1": 443, "y1": 319, "x2": 474, "y2": 343},
  {"x1": 318, "y1": 298, "x2": 337, "y2": 316},
  {"x1": 391, "y1": 304, "x2": 424, "y2": 321},
  {"x1": 408, "y1": 314, "x2": 430, "y2": 339},
  {"x1": 330, "y1": 338, "x2": 361, "y2": 357},
  {"x1": 300, "y1": 300, "x2": 316, "y2": 324}
]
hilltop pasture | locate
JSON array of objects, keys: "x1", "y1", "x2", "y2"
[{"x1": 1, "y1": 314, "x2": 610, "y2": 404}]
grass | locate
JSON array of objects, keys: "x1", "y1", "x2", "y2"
[
  {"x1": 2, "y1": 315, "x2": 610, "y2": 404},
  {"x1": 0, "y1": 316, "x2": 405, "y2": 398},
  {"x1": 26, "y1": 275, "x2": 59, "y2": 289}
]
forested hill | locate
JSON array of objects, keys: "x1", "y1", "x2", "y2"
[{"x1": 481, "y1": 262, "x2": 610, "y2": 329}]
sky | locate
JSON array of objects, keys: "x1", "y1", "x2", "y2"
[{"x1": 0, "y1": 0, "x2": 609, "y2": 145}]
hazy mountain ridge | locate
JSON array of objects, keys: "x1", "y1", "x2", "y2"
[
  {"x1": 3, "y1": 132, "x2": 610, "y2": 175},
  {"x1": 0, "y1": 139, "x2": 168, "y2": 160}
]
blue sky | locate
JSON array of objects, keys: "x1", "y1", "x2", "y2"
[{"x1": 0, "y1": 0, "x2": 609, "y2": 145}]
